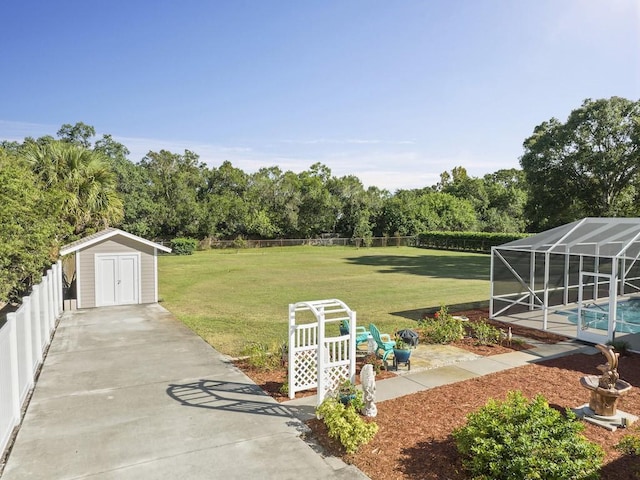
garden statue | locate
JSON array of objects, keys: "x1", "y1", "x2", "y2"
[
  {"x1": 360, "y1": 363, "x2": 377, "y2": 417},
  {"x1": 577, "y1": 343, "x2": 636, "y2": 431}
]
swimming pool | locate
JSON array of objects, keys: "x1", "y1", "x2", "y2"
[{"x1": 558, "y1": 298, "x2": 640, "y2": 334}]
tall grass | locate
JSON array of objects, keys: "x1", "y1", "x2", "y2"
[{"x1": 158, "y1": 246, "x2": 490, "y2": 356}]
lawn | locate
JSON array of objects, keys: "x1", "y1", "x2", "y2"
[{"x1": 158, "y1": 246, "x2": 490, "y2": 356}]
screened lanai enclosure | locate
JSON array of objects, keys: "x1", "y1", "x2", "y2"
[{"x1": 490, "y1": 217, "x2": 640, "y2": 348}]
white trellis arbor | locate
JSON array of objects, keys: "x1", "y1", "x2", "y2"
[{"x1": 287, "y1": 299, "x2": 357, "y2": 405}]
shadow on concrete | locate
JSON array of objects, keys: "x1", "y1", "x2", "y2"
[
  {"x1": 166, "y1": 379, "x2": 294, "y2": 418},
  {"x1": 344, "y1": 254, "x2": 489, "y2": 280}
]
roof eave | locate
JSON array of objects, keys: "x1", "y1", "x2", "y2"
[{"x1": 59, "y1": 228, "x2": 172, "y2": 256}]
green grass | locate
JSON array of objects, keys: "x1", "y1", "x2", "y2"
[{"x1": 158, "y1": 246, "x2": 490, "y2": 356}]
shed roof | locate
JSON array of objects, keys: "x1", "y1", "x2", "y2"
[
  {"x1": 59, "y1": 228, "x2": 172, "y2": 256},
  {"x1": 499, "y1": 217, "x2": 640, "y2": 259}
]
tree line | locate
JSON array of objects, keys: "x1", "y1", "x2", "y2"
[{"x1": 1, "y1": 96, "x2": 639, "y2": 302}]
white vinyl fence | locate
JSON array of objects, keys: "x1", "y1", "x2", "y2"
[{"x1": 0, "y1": 261, "x2": 63, "y2": 457}]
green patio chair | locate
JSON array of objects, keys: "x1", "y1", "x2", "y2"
[
  {"x1": 368, "y1": 323, "x2": 396, "y2": 364},
  {"x1": 340, "y1": 319, "x2": 370, "y2": 348}
]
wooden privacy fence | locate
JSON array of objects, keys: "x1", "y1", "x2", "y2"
[{"x1": 0, "y1": 261, "x2": 63, "y2": 458}]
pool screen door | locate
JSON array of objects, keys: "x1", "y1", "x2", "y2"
[{"x1": 577, "y1": 272, "x2": 614, "y2": 344}]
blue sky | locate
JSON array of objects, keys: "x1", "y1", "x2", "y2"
[{"x1": 1, "y1": 1, "x2": 639, "y2": 191}]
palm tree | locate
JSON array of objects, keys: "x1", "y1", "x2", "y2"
[{"x1": 23, "y1": 140, "x2": 123, "y2": 240}]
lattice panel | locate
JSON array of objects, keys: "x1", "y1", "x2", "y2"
[
  {"x1": 292, "y1": 348, "x2": 317, "y2": 390},
  {"x1": 322, "y1": 364, "x2": 350, "y2": 396}
]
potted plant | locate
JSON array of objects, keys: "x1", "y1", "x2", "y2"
[
  {"x1": 393, "y1": 335, "x2": 412, "y2": 370},
  {"x1": 336, "y1": 379, "x2": 357, "y2": 403},
  {"x1": 335, "y1": 379, "x2": 364, "y2": 410}
]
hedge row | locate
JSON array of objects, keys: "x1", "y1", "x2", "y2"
[{"x1": 417, "y1": 231, "x2": 529, "y2": 253}]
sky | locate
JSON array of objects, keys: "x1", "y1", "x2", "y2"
[{"x1": 1, "y1": 1, "x2": 639, "y2": 192}]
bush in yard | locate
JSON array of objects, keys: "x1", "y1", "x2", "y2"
[
  {"x1": 316, "y1": 395, "x2": 378, "y2": 454},
  {"x1": 240, "y1": 341, "x2": 285, "y2": 371},
  {"x1": 616, "y1": 424, "x2": 640, "y2": 456},
  {"x1": 417, "y1": 305, "x2": 464, "y2": 344},
  {"x1": 468, "y1": 319, "x2": 501, "y2": 346},
  {"x1": 170, "y1": 237, "x2": 197, "y2": 255},
  {"x1": 232, "y1": 235, "x2": 248, "y2": 249},
  {"x1": 453, "y1": 391, "x2": 603, "y2": 480},
  {"x1": 363, "y1": 353, "x2": 383, "y2": 374}
]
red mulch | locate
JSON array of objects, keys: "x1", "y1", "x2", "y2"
[{"x1": 235, "y1": 309, "x2": 640, "y2": 479}]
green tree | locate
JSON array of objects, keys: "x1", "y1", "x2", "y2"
[
  {"x1": 439, "y1": 166, "x2": 489, "y2": 217},
  {"x1": 201, "y1": 160, "x2": 250, "y2": 238},
  {"x1": 140, "y1": 149, "x2": 207, "y2": 238},
  {"x1": 245, "y1": 166, "x2": 302, "y2": 238},
  {"x1": 23, "y1": 141, "x2": 123, "y2": 240},
  {"x1": 521, "y1": 97, "x2": 640, "y2": 230},
  {"x1": 379, "y1": 189, "x2": 476, "y2": 236},
  {"x1": 295, "y1": 163, "x2": 339, "y2": 237},
  {"x1": 329, "y1": 175, "x2": 387, "y2": 239},
  {"x1": 481, "y1": 169, "x2": 528, "y2": 232},
  {"x1": 57, "y1": 121, "x2": 96, "y2": 148},
  {"x1": 95, "y1": 134, "x2": 156, "y2": 237},
  {"x1": 0, "y1": 149, "x2": 58, "y2": 302}
]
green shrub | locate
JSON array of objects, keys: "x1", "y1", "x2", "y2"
[
  {"x1": 279, "y1": 381, "x2": 289, "y2": 396},
  {"x1": 453, "y1": 391, "x2": 604, "y2": 480},
  {"x1": 417, "y1": 231, "x2": 529, "y2": 253},
  {"x1": 468, "y1": 320, "x2": 501, "y2": 346},
  {"x1": 316, "y1": 396, "x2": 378, "y2": 454},
  {"x1": 616, "y1": 425, "x2": 640, "y2": 456},
  {"x1": 170, "y1": 237, "x2": 198, "y2": 255},
  {"x1": 418, "y1": 305, "x2": 464, "y2": 344},
  {"x1": 232, "y1": 235, "x2": 248, "y2": 249},
  {"x1": 240, "y1": 341, "x2": 285, "y2": 371},
  {"x1": 334, "y1": 380, "x2": 365, "y2": 412},
  {"x1": 363, "y1": 353, "x2": 383, "y2": 374}
]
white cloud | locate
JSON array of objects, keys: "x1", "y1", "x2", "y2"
[{"x1": 0, "y1": 120, "x2": 59, "y2": 141}]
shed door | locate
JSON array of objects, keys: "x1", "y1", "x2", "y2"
[{"x1": 95, "y1": 254, "x2": 140, "y2": 307}]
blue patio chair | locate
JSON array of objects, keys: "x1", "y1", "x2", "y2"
[
  {"x1": 340, "y1": 319, "x2": 370, "y2": 348},
  {"x1": 368, "y1": 323, "x2": 396, "y2": 363}
]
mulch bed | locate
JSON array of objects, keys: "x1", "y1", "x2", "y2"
[
  {"x1": 306, "y1": 352, "x2": 640, "y2": 480},
  {"x1": 235, "y1": 309, "x2": 640, "y2": 479}
]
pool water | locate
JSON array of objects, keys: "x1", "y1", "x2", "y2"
[{"x1": 559, "y1": 298, "x2": 640, "y2": 334}]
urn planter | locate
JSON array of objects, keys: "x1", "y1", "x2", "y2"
[{"x1": 393, "y1": 348, "x2": 411, "y2": 370}]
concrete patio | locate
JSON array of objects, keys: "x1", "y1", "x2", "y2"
[{"x1": 1, "y1": 304, "x2": 366, "y2": 480}]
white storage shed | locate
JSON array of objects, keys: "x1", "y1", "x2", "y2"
[{"x1": 59, "y1": 228, "x2": 171, "y2": 309}]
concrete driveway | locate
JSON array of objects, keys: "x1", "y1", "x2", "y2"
[{"x1": 2, "y1": 304, "x2": 365, "y2": 479}]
